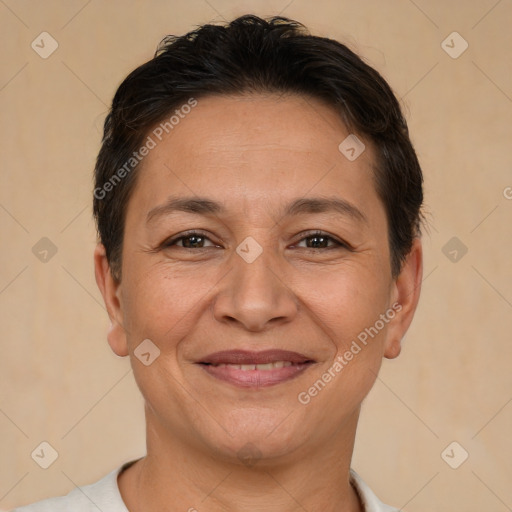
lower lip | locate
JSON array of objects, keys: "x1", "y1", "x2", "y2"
[{"x1": 198, "y1": 363, "x2": 314, "y2": 388}]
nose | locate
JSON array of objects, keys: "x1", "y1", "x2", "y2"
[{"x1": 212, "y1": 242, "x2": 299, "y2": 332}]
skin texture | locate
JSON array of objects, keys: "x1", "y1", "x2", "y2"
[{"x1": 94, "y1": 93, "x2": 423, "y2": 512}]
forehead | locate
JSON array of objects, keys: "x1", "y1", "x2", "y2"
[
  {"x1": 154, "y1": 93, "x2": 359, "y2": 164},
  {"x1": 127, "y1": 93, "x2": 386, "y2": 230}
]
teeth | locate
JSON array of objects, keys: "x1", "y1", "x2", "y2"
[
  {"x1": 255, "y1": 363, "x2": 274, "y2": 371},
  {"x1": 215, "y1": 361, "x2": 296, "y2": 370}
]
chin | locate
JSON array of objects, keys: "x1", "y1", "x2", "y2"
[{"x1": 195, "y1": 407, "x2": 309, "y2": 466}]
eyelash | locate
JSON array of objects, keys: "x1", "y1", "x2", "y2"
[{"x1": 162, "y1": 230, "x2": 350, "y2": 251}]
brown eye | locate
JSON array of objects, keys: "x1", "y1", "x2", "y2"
[
  {"x1": 294, "y1": 231, "x2": 347, "y2": 250},
  {"x1": 164, "y1": 231, "x2": 217, "y2": 249}
]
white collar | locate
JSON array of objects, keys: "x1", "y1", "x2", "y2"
[
  {"x1": 350, "y1": 468, "x2": 399, "y2": 511},
  {"x1": 107, "y1": 460, "x2": 398, "y2": 511}
]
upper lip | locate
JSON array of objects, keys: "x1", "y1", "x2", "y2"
[{"x1": 199, "y1": 349, "x2": 314, "y2": 365}]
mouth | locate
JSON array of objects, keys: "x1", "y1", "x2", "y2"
[{"x1": 196, "y1": 350, "x2": 316, "y2": 388}]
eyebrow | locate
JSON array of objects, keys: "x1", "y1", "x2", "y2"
[{"x1": 146, "y1": 195, "x2": 367, "y2": 225}]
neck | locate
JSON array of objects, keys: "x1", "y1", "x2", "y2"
[{"x1": 118, "y1": 409, "x2": 363, "y2": 512}]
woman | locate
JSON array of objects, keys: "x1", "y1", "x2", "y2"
[{"x1": 14, "y1": 14, "x2": 423, "y2": 512}]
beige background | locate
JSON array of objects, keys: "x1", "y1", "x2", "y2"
[{"x1": 1, "y1": 0, "x2": 511, "y2": 510}]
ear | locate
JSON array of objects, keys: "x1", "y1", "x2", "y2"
[
  {"x1": 94, "y1": 243, "x2": 129, "y2": 357},
  {"x1": 384, "y1": 237, "x2": 423, "y2": 359}
]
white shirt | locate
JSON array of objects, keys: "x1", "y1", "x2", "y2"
[{"x1": 11, "y1": 459, "x2": 399, "y2": 512}]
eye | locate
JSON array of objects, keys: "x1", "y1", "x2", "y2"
[
  {"x1": 161, "y1": 230, "x2": 349, "y2": 251},
  {"x1": 163, "y1": 231, "x2": 218, "y2": 249},
  {"x1": 293, "y1": 230, "x2": 348, "y2": 250}
]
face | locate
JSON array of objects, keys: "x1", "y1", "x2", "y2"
[{"x1": 95, "y1": 93, "x2": 422, "y2": 464}]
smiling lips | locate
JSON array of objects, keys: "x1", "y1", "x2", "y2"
[{"x1": 198, "y1": 349, "x2": 315, "y2": 388}]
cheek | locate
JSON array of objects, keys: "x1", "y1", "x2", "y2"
[
  {"x1": 298, "y1": 293, "x2": 389, "y2": 421},
  {"x1": 120, "y1": 263, "x2": 216, "y2": 353},
  {"x1": 298, "y1": 264, "x2": 391, "y2": 397},
  {"x1": 300, "y1": 263, "x2": 391, "y2": 340}
]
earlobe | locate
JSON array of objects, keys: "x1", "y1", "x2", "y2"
[
  {"x1": 94, "y1": 243, "x2": 129, "y2": 357},
  {"x1": 107, "y1": 319, "x2": 129, "y2": 357},
  {"x1": 384, "y1": 336, "x2": 402, "y2": 359},
  {"x1": 384, "y1": 238, "x2": 423, "y2": 359}
]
